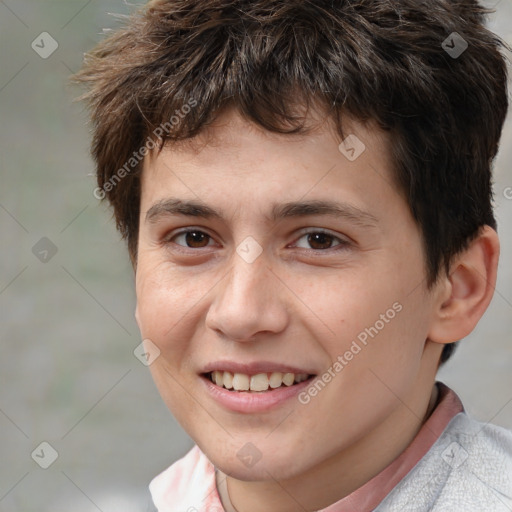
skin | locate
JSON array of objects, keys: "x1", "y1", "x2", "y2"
[{"x1": 134, "y1": 107, "x2": 499, "y2": 512}]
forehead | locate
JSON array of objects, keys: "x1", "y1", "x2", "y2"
[{"x1": 139, "y1": 108, "x2": 401, "y2": 223}]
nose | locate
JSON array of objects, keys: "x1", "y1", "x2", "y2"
[{"x1": 205, "y1": 251, "x2": 288, "y2": 343}]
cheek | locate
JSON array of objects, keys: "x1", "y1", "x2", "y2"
[
  {"x1": 299, "y1": 267, "x2": 427, "y2": 389},
  {"x1": 135, "y1": 267, "x2": 199, "y2": 415},
  {"x1": 135, "y1": 263, "x2": 193, "y2": 351},
  {"x1": 295, "y1": 271, "x2": 400, "y2": 355}
]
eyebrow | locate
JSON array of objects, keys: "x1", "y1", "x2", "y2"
[{"x1": 145, "y1": 198, "x2": 379, "y2": 228}]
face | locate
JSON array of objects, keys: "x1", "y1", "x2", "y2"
[{"x1": 135, "y1": 108, "x2": 440, "y2": 481}]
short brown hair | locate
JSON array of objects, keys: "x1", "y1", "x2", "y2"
[{"x1": 71, "y1": 0, "x2": 509, "y2": 364}]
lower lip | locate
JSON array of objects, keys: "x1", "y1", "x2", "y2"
[{"x1": 199, "y1": 374, "x2": 316, "y2": 413}]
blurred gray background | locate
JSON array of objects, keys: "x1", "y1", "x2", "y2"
[{"x1": 0, "y1": 1, "x2": 511, "y2": 511}]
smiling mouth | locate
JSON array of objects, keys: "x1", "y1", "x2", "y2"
[{"x1": 203, "y1": 371, "x2": 316, "y2": 392}]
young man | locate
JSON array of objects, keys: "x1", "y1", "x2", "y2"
[{"x1": 72, "y1": 0, "x2": 512, "y2": 510}]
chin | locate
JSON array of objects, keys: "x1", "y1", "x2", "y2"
[{"x1": 204, "y1": 442, "x2": 310, "y2": 482}]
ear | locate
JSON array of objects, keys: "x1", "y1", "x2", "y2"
[{"x1": 427, "y1": 225, "x2": 500, "y2": 345}]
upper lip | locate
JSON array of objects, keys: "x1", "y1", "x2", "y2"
[{"x1": 200, "y1": 361, "x2": 316, "y2": 376}]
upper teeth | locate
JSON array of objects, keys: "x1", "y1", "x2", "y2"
[{"x1": 210, "y1": 371, "x2": 310, "y2": 391}]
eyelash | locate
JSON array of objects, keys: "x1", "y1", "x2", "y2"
[{"x1": 163, "y1": 228, "x2": 351, "y2": 254}]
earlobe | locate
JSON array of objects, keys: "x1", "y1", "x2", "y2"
[{"x1": 428, "y1": 225, "x2": 500, "y2": 345}]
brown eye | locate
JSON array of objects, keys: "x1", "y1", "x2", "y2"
[
  {"x1": 306, "y1": 232, "x2": 336, "y2": 250},
  {"x1": 293, "y1": 230, "x2": 348, "y2": 251},
  {"x1": 170, "y1": 230, "x2": 213, "y2": 248}
]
